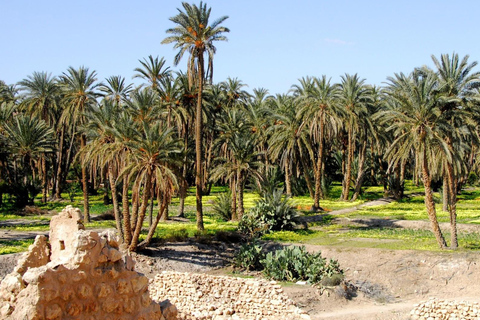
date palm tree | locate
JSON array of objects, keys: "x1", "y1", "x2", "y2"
[
  {"x1": 162, "y1": 2, "x2": 229, "y2": 231},
  {"x1": 4, "y1": 115, "x2": 55, "y2": 206},
  {"x1": 99, "y1": 75, "x2": 133, "y2": 106},
  {"x1": 295, "y1": 76, "x2": 341, "y2": 210},
  {"x1": 119, "y1": 122, "x2": 181, "y2": 251},
  {"x1": 81, "y1": 100, "x2": 125, "y2": 238},
  {"x1": 59, "y1": 66, "x2": 101, "y2": 223},
  {"x1": 338, "y1": 74, "x2": 371, "y2": 200},
  {"x1": 18, "y1": 72, "x2": 61, "y2": 202},
  {"x1": 430, "y1": 53, "x2": 480, "y2": 248},
  {"x1": 378, "y1": 71, "x2": 449, "y2": 248},
  {"x1": 268, "y1": 94, "x2": 314, "y2": 197},
  {"x1": 133, "y1": 56, "x2": 170, "y2": 90}
]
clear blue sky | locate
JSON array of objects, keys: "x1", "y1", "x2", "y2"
[{"x1": 2, "y1": 0, "x2": 479, "y2": 95}]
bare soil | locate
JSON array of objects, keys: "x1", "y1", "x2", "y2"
[{"x1": 2, "y1": 238, "x2": 479, "y2": 319}]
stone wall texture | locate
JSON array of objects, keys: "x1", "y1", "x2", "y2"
[
  {"x1": 150, "y1": 271, "x2": 311, "y2": 320},
  {"x1": 410, "y1": 298, "x2": 480, "y2": 320},
  {"x1": 0, "y1": 205, "x2": 177, "y2": 320}
]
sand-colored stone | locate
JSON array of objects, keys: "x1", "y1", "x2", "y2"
[{"x1": 0, "y1": 205, "x2": 177, "y2": 320}]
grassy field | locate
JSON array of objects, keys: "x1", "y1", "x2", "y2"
[{"x1": 0, "y1": 182, "x2": 479, "y2": 253}]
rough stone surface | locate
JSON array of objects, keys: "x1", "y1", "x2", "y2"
[
  {"x1": 410, "y1": 298, "x2": 480, "y2": 320},
  {"x1": 150, "y1": 271, "x2": 310, "y2": 320},
  {"x1": 0, "y1": 205, "x2": 177, "y2": 320}
]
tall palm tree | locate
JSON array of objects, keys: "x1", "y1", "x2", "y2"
[
  {"x1": 338, "y1": 74, "x2": 371, "y2": 200},
  {"x1": 59, "y1": 66, "x2": 101, "y2": 223},
  {"x1": 119, "y1": 122, "x2": 181, "y2": 251},
  {"x1": 379, "y1": 71, "x2": 449, "y2": 248},
  {"x1": 4, "y1": 115, "x2": 55, "y2": 206},
  {"x1": 81, "y1": 99, "x2": 125, "y2": 238},
  {"x1": 268, "y1": 94, "x2": 314, "y2": 196},
  {"x1": 18, "y1": 72, "x2": 61, "y2": 202},
  {"x1": 295, "y1": 76, "x2": 341, "y2": 209},
  {"x1": 162, "y1": 2, "x2": 229, "y2": 231},
  {"x1": 430, "y1": 53, "x2": 480, "y2": 248}
]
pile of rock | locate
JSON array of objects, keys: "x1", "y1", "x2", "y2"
[
  {"x1": 410, "y1": 298, "x2": 479, "y2": 320},
  {"x1": 0, "y1": 206, "x2": 177, "y2": 320},
  {"x1": 150, "y1": 271, "x2": 310, "y2": 320}
]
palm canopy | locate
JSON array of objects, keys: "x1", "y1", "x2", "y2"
[
  {"x1": 4, "y1": 115, "x2": 55, "y2": 161},
  {"x1": 380, "y1": 71, "x2": 452, "y2": 168},
  {"x1": 133, "y1": 55, "x2": 170, "y2": 90},
  {"x1": 99, "y1": 75, "x2": 133, "y2": 105},
  {"x1": 18, "y1": 71, "x2": 61, "y2": 126},
  {"x1": 162, "y1": 1, "x2": 229, "y2": 84},
  {"x1": 59, "y1": 66, "x2": 101, "y2": 126}
]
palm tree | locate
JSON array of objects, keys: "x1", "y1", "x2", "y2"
[
  {"x1": 4, "y1": 115, "x2": 55, "y2": 206},
  {"x1": 268, "y1": 94, "x2": 313, "y2": 197},
  {"x1": 119, "y1": 122, "x2": 181, "y2": 251},
  {"x1": 133, "y1": 56, "x2": 170, "y2": 90},
  {"x1": 162, "y1": 2, "x2": 229, "y2": 231},
  {"x1": 99, "y1": 75, "x2": 133, "y2": 105},
  {"x1": 59, "y1": 66, "x2": 101, "y2": 223},
  {"x1": 211, "y1": 131, "x2": 262, "y2": 220},
  {"x1": 338, "y1": 74, "x2": 371, "y2": 200},
  {"x1": 430, "y1": 53, "x2": 480, "y2": 248},
  {"x1": 378, "y1": 71, "x2": 449, "y2": 248},
  {"x1": 81, "y1": 99, "x2": 125, "y2": 238},
  {"x1": 18, "y1": 72, "x2": 61, "y2": 202},
  {"x1": 295, "y1": 76, "x2": 341, "y2": 209}
]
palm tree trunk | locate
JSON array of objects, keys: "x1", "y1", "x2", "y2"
[
  {"x1": 54, "y1": 125, "x2": 65, "y2": 199},
  {"x1": 131, "y1": 180, "x2": 140, "y2": 232},
  {"x1": 351, "y1": 139, "x2": 367, "y2": 201},
  {"x1": 130, "y1": 171, "x2": 152, "y2": 251},
  {"x1": 139, "y1": 192, "x2": 169, "y2": 249},
  {"x1": 108, "y1": 164, "x2": 123, "y2": 240},
  {"x1": 80, "y1": 134, "x2": 90, "y2": 223},
  {"x1": 195, "y1": 53, "x2": 205, "y2": 232},
  {"x1": 237, "y1": 171, "x2": 245, "y2": 220},
  {"x1": 41, "y1": 155, "x2": 48, "y2": 203},
  {"x1": 122, "y1": 173, "x2": 132, "y2": 245},
  {"x1": 343, "y1": 126, "x2": 354, "y2": 200},
  {"x1": 421, "y1": 149, "x2": 447, "y2": 249},
  {"x1": 230, "y1": 176, "x2": 237, "y2": 221},
  {"x1": 442, "y1": 171, "x2": 448, "y2": 212},
  {"x1": 446, "y1": 161, "x2": 458, "y2": 249},
  {"x1": 178, "y1": 133, "x2": 189, "y2": 218},
  {"x1": 313, "y1": 116, "x2": 325, "y2": 210},
  {"x1": 285, "y1": 158, "x2": 292, "y2": 196}
]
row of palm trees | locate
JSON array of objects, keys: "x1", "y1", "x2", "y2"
[{"x1": 1, "y1": 2, "x2": 480, "y2": 250}]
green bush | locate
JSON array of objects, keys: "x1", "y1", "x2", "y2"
[
  {"x1": 212, "y1": 192, "x2": 232, "y2": 221},
  {"x1": 261, "y1": 245, "x2": 343, "y2": 284},
  {"x1": 238, "y1": 189, "x2": 298, "y2": 237},
  {"x1": 233, "y1": 240, "x2": 265, "y2": 271}
]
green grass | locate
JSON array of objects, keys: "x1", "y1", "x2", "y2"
[
  {"x1": 0, "y1": 239, "x2": 34, "y2": 254},
  {"x1": 1, "y1": 182, "x2": 480, "y2": 254}
]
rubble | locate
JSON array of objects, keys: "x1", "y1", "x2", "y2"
[
  {"x1": 150, "y1": 271, "x2": 311, "y2": 320},
  {"x1": 410, "y1": 298, "x2": 480, "y2": 320}
]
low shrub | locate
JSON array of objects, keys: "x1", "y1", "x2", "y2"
[
  {"x1": 212, "y1": 192, "x2": 232, "y2": 221},
  {"x1": 261, "y1": 245, "x2": 343, "y2": 284},
  {"x1": 233, "y1": 240, "x2": 265, "y2": 271},
  {"x1": 238, "y1": 189, "x2": 299, "y2": 238}
]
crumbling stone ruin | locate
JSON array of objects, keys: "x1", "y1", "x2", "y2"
[{"x1": 0, "y1": 205, "x2": 177, "y2": 320}]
